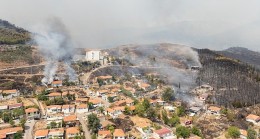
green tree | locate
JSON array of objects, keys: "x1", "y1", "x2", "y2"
[
  {"x1": 91, "y1": 134, "x2": 97, "y2": 139},
  {"x1": 146, "y1": 107, "x2": 156, "y2": 120},
  {"x1": 108, "y1": 125, "x2": 115, "y2": 134},
  {"x1": 168, "y1": 115, "x2": 180, "y2": 127},
  {"x1": 247, "y1": 128, "x2": 257, "y2": 139},
  {"x1": 12, "y1": 108, "x2": 25, "y2": 119},
  {"x1": 161, "y1": 87, "x2": 174, "y2": 102},
  {"x1": 176, "y1": 125, "x2": 190, "y2": 139},
  {"x1": 9, "y1": 119, "x2": 15, "y2": 126},
  {"x1": 227, "y1": 126, "x2": 240, "y2": 139},
  {"x1": 108, "y1": 96, "x2": 114, "y2": 103},
  {"x1": 13, "y1": 131, "x2": 23, "y2": 139},
  {"x1": 98, "y1": 107, "x2": 104, "y2": 114},
  {"x1": 2, "y1": 112, "x2": 11, "y2": 122},
  {"x1": 176, "y1": 106, "x2": 185, "y2": 117},
  {"x1": 133, "y1": 99, "x2": 139, "y2": 105},
  {"x1": 50, "y1": 121, "x2": 57, "y2": 128},
  {"x1": 75, "y1": 134, "x2": 83, "y2": 139},
  {"x1": 20, "y1": 118, "x2": 26, "y2": 129},
  {"x1": 142, "y1": 98, "x2": 150, "y2": 110},
  {"x1": 191, "y1": 126, "x2": 202, "y2": 137},
  {"x1": 88, "y1": 102, "x2": 94, "y2": 109},
  {"x1": 161, "y1": 110, "x2": 169, "y2": 124},
  {"x1": 97, "y1": 78, "x2": 104, "y2": 87},
  {"x1": 87, "y1": 113, "x2": 100, "y2": 134},
  {"x1": 135, "y1": 103, "x2": 145, "y2": 117},
  {"x1": 124, "y1": 106, "x2": 131, "y2": 115}
]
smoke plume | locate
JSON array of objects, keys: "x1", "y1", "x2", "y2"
[
  {"x1": 33, "y1": 18, "x2": 77, "y2": 83},
  {"x1": 111, "y1": 43, "x2": 201, "y2": 105}
]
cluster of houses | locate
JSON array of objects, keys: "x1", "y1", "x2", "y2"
[
  {"x1": 33, "y1": 103, "x2": 85, "y2": 139},
  {"x1": 35, "y1": 127, "x2": 81, "y2": 139},
  {"x1": 1, "y1": 72, "x2": 259, "y2": 139}
]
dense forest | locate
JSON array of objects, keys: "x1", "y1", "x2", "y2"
[
  {"x1": 0, "y1": 19, "x2": 31, "y2": 45},
  {"x1": 197, "y1": 49, "x2": 260, "y2": 108}
]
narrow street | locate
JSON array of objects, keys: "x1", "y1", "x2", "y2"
[
  {"x1": 24, "y1": 120, "x2": 35, "y2": 139},
  {"x1": 31, "y1": 98, "x2": 46, "y2": 116},
  {"x1": 77, "y1": 114, "x2": 91, "y2": 139}
]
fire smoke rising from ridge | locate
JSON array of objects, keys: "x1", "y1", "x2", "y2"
[
  {"x1": 33, "y1": 18, "x2": 77, "y2": 83},
  {"x1": 113, "y1": 44, "x2": 202, "y2": 105}
]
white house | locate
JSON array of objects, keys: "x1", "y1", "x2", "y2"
[
  {"x1": 0, "y1": 105, "x2": 8, "y2": 111},
  {"x1": 86, "y1": 50, "x2": 102, "y2": 61},
  {"x1": 0, "y1": 89, "x2": 19, "y2": 100},
  {"x1": 153, "y1": 128, "x2": 176, "y2": 139},
  {"x1": 48, "y1": 128, "x2": 64, "y2": 139},
  {"x1": 25, "y1": 108, "x2": 40, "y2": 120},
  {"x1": 46, "y1": 114, "x2": 63, "y2": 126},
  {"x1": 52, "y1": 80, "x2": 63, "y2": 87},
  {"x1": 76, "y1": 104, "x2": 89, "y2": 113},
  {"x1": 97, "y1": 90, "x2": 109, "y2": 101},
  {"x1": 246, "y1": 114, "x2": 260, "y2": 125},
  {"x1": 62, "y1": 105, "x2": 75, "y2": 115},
  {"x1": 46, "y1": 105, "x2": 62, "y2": 114},
  {"x1": 34, "y1": 129, "x2": 49, "y2": 139},
  {"x1": 106, "y1": 107, "x2": 124, "y2": 119},
  {"x1": 207, "y1": 106, "x2": 221, "y2": 115},
  {"x1": 89, "y1": 99, "x2": 103, "y2": 108},
  {"x1": 66, "y1": 127, "x2": 80, "y2": 139}
]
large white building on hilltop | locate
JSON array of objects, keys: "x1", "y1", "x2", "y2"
[{"x1": 85, "y1": 50, "x2": 102, "y2": 61}]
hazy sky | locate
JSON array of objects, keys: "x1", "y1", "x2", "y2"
[{"x1": 0, "y1": 0, "x2": 260, "y2": 51}]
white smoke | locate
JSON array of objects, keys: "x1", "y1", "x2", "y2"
[
  {"x1": 33, "y1": 18, "x2": 77, "y2": 83},
  {"x1": 111, "y1": 43, "x2": 202, "y2": 105}
]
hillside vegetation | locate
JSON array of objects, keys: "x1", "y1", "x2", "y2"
[
  {"x1": 0, "y1": 19, "x2": 31, "y2": 45},
  {"x1": 218, "y1": 47, "x2": 260, "y2": 69},
  {"x1": 197, "y1": 49, "x2": 260, "y2": 107},
  {"x1": 0, "y1": 19, "x2": 41, "y2": 66},
  {"x1": 0, "y1": 45, "x2": 41, "y2": 64}
]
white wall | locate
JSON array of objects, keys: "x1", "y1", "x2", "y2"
[{"x1": 86, "y1": 50, "x2": 101, "y2": 61}]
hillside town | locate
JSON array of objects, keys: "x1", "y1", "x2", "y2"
[{"x1": 0, "y1": 49, "x2": 259, "y2": 139}]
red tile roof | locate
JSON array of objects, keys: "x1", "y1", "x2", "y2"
[
  {"x1": 246, "y1": 114, "x2": 260, "y2": 121},
  {"x1": 113, "y1": 129, "x2": 125, "y2": 137},
  {"x1": 35, "y1": 129, "x2": 49, "y2": 137},
  {"x1": 52, "y1": 80, "x2": 62, "y2": 85},
  {"x1": 154, "y1": 128, "x2": 172, "y2": 137},
  {"x1": 66, "y1": 127, "x2": 80, "y2": 134},
  {"x1": 25, "y1": 108, "x2": 39, "y2": 113},
  {"x1": 0, "y1": 127, "x2": 23, "y2": 137},
  {"x1": 64, "y1": 115, "x2": 77, "y2": 122},
  {"x1": 2, "y1": 89, "x2": 17, "y2": 94}
]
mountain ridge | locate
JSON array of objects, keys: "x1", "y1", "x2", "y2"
[{"x1": 218, "y1": 46, "x2": 260, "y2": 69}]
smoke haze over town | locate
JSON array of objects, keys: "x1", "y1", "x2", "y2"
[{"x1": 1, "y1": 0, "x2": 260, "y2": 51}]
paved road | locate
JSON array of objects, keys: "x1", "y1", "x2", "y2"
[
  {"x1": 77, "y1": 114, "x2": 91, "y2": 139},
  {"x1": 24, "y1": 120, "x2": 35, "y2": 139}
]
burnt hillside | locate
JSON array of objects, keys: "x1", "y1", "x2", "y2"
[{"x1": 197, "y1": 49, "x2": 260, "y2": 107}]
